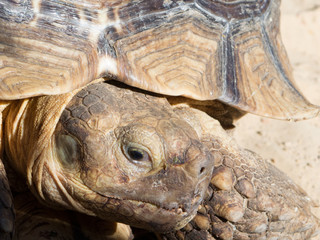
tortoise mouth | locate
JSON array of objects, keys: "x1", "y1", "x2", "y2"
[
  {"x1": 125, "y1": 199, "x2": 197, "y2": 231},
  {"x1": 126, "y1": 193, "x2": 202, "y2": 214},
  {"x1": 91, "y1": 190, "x2": 201, "y2": 232},
  {"x1": 97, "y1": 190, "x2": 202, "y2": 214}
]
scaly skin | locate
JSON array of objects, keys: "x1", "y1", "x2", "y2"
[
  {"x1": 13, "y1": 191, "x2": 133, "y2": 240},
  {"x1": 3, "y1": 80, "x2": 214, "y2": 233},
  {"x1": 2, "y1": 82, "x2": 319, "y2": 239},
  {"x1": 161, "y1": 107, "x2": 320, "y2": 239}
]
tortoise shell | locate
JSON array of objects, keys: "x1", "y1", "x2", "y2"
[{"x1": 0, "y1": 0, "x2": 318, "y2": 119}]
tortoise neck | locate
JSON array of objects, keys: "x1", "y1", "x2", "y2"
[{"x1": 3, "y1": 93, "x2": 75, "y2": 186}]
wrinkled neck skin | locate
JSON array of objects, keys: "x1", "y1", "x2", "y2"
[
  {"x1": 3, "y1": 81, "x2": 215, "y2": 232},
  {"x1": 3, "y1": 89, "x2": 80, "y2": 204}
]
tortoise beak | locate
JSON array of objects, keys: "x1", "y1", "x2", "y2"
[{"x1": 87, "y1": 140, "x2": 214, "y2": 232}]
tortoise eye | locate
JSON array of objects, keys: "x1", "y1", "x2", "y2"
[
  {"x1": 126, "y1": 147, "x2": 150, "y2": 163},
  {"x1": 127, "y1": 147, "x2": 145, "y2": 160},
  {"x1": 123, "y1": 145, "x2": 151, "y2": 165}
]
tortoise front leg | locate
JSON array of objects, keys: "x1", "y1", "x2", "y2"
[
  {"x1": 162, "y1": 147, "x2": 320, "y2": 240},
  {"x1": 13, "y1": 191, "x2": 133, "y2": 240},
  {"x1": 163, "y1": 107, "x2": 320, "y2": 240}
]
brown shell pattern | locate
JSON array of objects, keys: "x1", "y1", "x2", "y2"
[{"x1": 0, "y1": 0, "x2": 319, "y2": 119}]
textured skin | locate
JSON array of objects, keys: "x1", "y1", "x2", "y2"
[
  {"x1": 2, "y1": 82, "x2": 319, "y2": 239},
  {"x1": 0, "y1": 0, "x2": 318, "y2": 119},
  {"x1": 0, "y1": 0, "x2": 319, "y2": 238},
  {"x1": 3, "y1": 81, "x2": 214, "y2": 233},
  {"x1": 13, "y1": 191, "x2": 133, "y2": 240},
  {"x1": 161, "y1": 107, "x2": 320, "y2": 239}
]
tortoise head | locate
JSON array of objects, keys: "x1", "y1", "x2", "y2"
[{"x1": 42, "y1": 82, "x2": 214, "y2": 232}]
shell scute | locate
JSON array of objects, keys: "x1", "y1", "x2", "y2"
[
  {"x1": 115, "y1": 13, "x2": 224, "y2": 100},
  {"x1": 0, "y1": 0, "x2": 318, "y2": 119},
  {"x1": 112, "y1": 0, "x2": 319, "y2": 119}
]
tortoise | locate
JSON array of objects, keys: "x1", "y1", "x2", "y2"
[
  {"x1": 1, "y1": 79, "x2": 216, "y2": 238},
  {"x1": 6, "y1": 80, "x2": 320, "y2": 240},
  {"x1": 0, "y1": 0, "x2": 319, "y2": 238}
]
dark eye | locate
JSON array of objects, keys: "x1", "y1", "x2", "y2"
[
  {"x1": 125, "y1": 146, "x2": 150, "y2": 163},
  {"x1": 128, "y1": 147, "x2": 144, "y2": 160}
]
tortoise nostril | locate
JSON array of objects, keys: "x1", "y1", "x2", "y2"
[{"x1": 200, "y1": 167, "x2": 206, "y2": 175}]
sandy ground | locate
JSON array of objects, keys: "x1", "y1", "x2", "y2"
[{"x1": 234, "y1": 0, "x2": 320, "y2": 219}]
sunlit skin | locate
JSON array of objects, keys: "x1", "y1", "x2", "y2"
[
  {"x1": 4, "y1": 81, "x2": 214, "y2": 232},
  {"x1": 1, "y1": 81, "x2": 319, "y2": 239}
]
